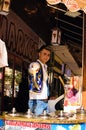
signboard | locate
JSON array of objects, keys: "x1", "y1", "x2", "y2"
[
  {"x1": 5, "y1": 120, "x2": 51, "y2": 130},
  {"x1": 5, "y1": 120, "x2": 86, "y2": 130}
]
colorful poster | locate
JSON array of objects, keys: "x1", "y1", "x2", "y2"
[
  {"x1": 51, "y1": 123, "x2": 86, "y2": 130},
  {"x1": 64, "y1": 76, "x2": 82, "y2": 113},
  {"x1": 0, "y1": 119, "x2": 5, "y2": 130}
]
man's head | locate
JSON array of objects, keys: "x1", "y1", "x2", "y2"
[{"x1": 38, "y1": 45, "x2": 51, "y2": 64}]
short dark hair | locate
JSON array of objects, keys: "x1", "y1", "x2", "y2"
[{"x1": 38, "y1": 45, "x2": 51, "y2": 53}]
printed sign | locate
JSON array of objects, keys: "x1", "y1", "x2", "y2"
[
  {"x1": 5, "y1": 120, "x2": 51, "y2": 130},
  {"x1": 5, "y1": 120, "x2": 86, "y2": 130}
]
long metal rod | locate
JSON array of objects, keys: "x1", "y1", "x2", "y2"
[
  {"x1": 64, "y1": 33, "x2": 82, "y2": 43},
  {"x1": 60, "y1": 26, "x2": 82, "y2": 37},
  {"x1": 80, "y1": 12, "x2": 85, "y2": 108},
  {"x1": 47, "y1": 4, "x2": 66, "y2": 13},
  {"x1": 82, "y1": 13, "x2": 84, "y2": 90},
  {"x1": 55, "y1": 17, "x2": 82, "y2": 30}
]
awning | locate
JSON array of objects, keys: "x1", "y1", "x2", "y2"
[
  {"x1": 46, "y1": 0, "x2": 86, "y2": 13},
  {"x1": 52, "y1": 45, "x2": 82, "y2": 75}
]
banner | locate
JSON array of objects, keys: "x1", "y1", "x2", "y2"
[
  {"x1": 5, "y1": 120, "x2": 51, "y2": 130},
  {"x1": 5, "y1": 120, "x2": 86, "y2": 130}
]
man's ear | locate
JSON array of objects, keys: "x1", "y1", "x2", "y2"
[{"x1": 39, "y1": 52, "x2": 40, "y2": 57}]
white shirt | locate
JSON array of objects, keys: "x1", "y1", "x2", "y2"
[{"x1": 0, "y1": 39, "x2": 8, "y2": 68}]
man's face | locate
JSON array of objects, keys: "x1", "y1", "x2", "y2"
[{"x1": 39, "y1": 49, "x2": 50, "y2": 64}]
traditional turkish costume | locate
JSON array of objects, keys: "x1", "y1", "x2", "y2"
[{"x1": 28, "y1": 60, "x2": 49, "y2": 115}]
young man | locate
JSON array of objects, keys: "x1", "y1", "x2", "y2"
[{"x1": 28, "y1": 45, "x2": 51, "y2": 116}]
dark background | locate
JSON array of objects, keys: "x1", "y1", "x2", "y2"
[{"x1": 10, "y1": 0, "x2": 83, "y2": 68}]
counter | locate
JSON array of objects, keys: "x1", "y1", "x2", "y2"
[
  {"x1": 4, "y1": 110, "x2": 86, "y2": 130},
  {"x1": 0, "y1": 116, "x2": 5, "y2": 130}
]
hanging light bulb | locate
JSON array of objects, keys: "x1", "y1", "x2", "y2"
[
  {"x1": 51, "y1": 28, "x2": 61, "y2": 45},
  {"x1": 0, "y1": 0, "x2": 10, "y2": 15}
]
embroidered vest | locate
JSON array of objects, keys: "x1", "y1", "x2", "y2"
[{"x1": 28, "y1": 61, "x2": 43, "y2": 93}]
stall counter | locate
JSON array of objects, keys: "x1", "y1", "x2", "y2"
[{"x1": 4, "y1": 111, "x2": 86, "y2": 130}]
